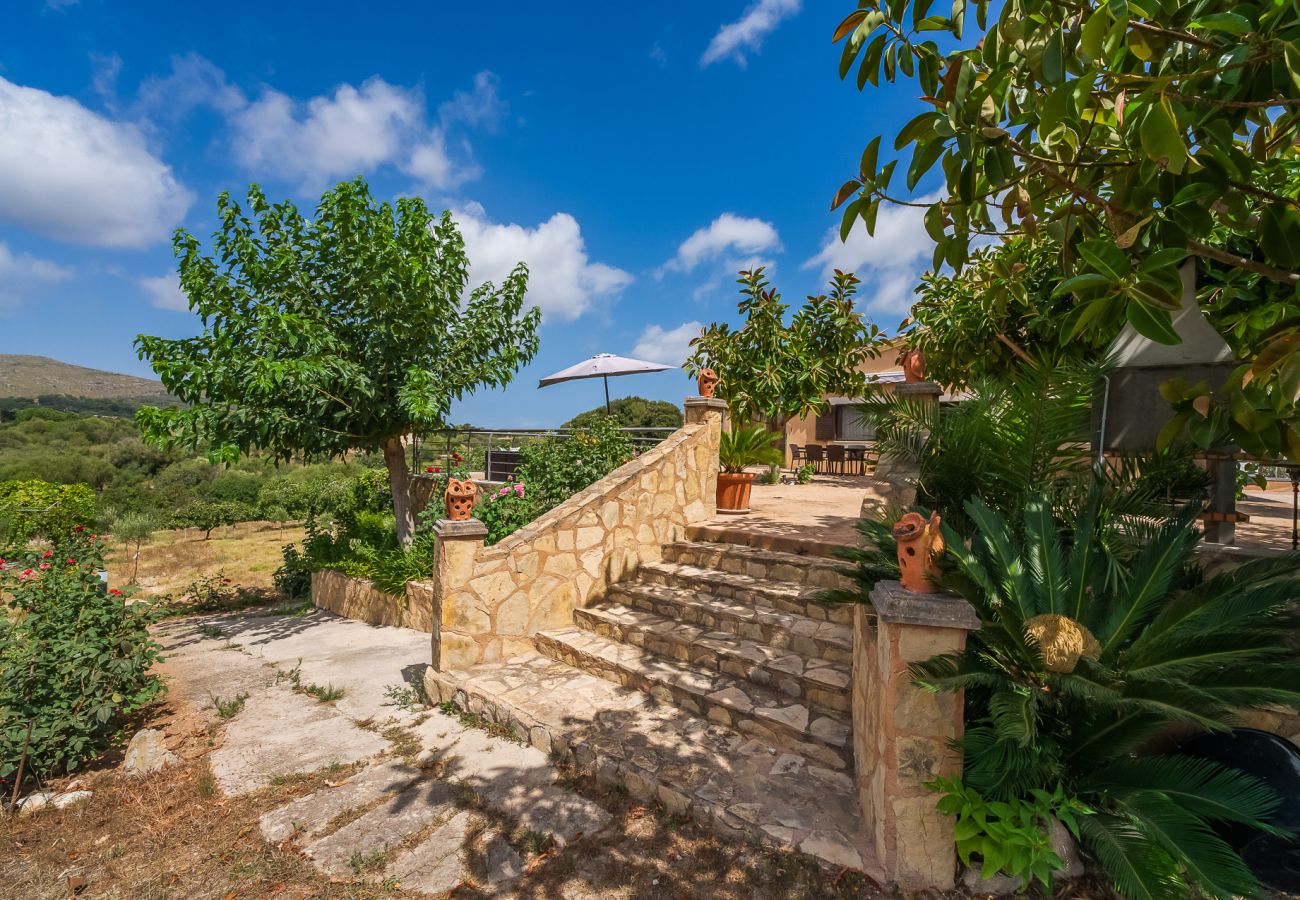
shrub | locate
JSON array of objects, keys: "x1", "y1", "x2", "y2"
[
  {"x1": 0, "y1": 531, "x2": 164, "y2": 783},
  {"x1": 273, "y1": 544, "x2": 313, "y2": 600},
  {"x1": 0, "y1": 480, "x2": 96, "y2": 546},
  {"x1": 167, "y1": 499, "x2": 257, "y2": 539},
  {"x1": 718, "y1": 425, "x2": 784, "y2": 473},
  {"x1": 911, "y1": 491, "x2": 1299, "y2": 898},
  {"x1": 517, "y1": 417, "x2": 634, "y2": 511},
  {"x1": 477, "y1": 483, "x2": 533, "y2": 545}
]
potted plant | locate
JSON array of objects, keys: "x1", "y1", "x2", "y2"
[{"x1": 717, "y1": 425, "x2": 784, "y2": 513}]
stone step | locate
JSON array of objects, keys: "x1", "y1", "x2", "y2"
[
  {"x1": 423, "y1": 654, "x2": 876, "y2": 879},
  {"x1": 665, "y1": 539, "x2": 854, "y2": 589},
  {"x1": 533, "y1": 627, "x2": 852, "y2": 771},
  {"x1": 574, "y1": 603, "x2": 850, "y2": 714},
  {"x1": 683, "y1": 524, "x2": 850, "y2": 562},
  {"x1": 639, "y1": 555, "x2": 854, "y2": 626},
  {"x1": 608, "y1": 580, "x2": 853, "y2": 666}
]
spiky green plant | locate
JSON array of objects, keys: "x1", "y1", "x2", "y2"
[
  {"x1": 718, "y1": 425, "x2": 784, "y2": 474},
  {"x1": 913, "y1": 491, "x2": 1300, "y2": 899}
]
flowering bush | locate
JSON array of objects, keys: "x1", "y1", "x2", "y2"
[
  {"x1": 517, "y1": 417, "x2": 634, "y2": 511},
  {"x1": 477, "y1": 483, "x2": 533, "y2": 545},
  {"x1": 0, "y1": 479, "x2": 96, "y2": 545},
  {"x1": 0, "y1": 529, "x2": 164, "y2": 785}
]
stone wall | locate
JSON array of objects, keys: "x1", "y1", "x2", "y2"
[
  {"x1": 854, "y1": 580, "x2": 979, "y2": 891},
  {"x1": 311, "y1": 569, "x2": 434, "y2": 632},
  {"x1": 429, "y1": 397, "x2": 726, "y2": 671}
]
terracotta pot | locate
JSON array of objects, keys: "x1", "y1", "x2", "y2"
[
  {"x1": 716, "y1": 471, "x2": 756, "y2": 513},
  {"x1": 444, "y1": 478, "x2": 478, "y2": 521}
]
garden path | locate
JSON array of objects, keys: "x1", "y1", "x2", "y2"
[{"x1": 154, "y1": 610, "x2": 609, "y2": 894}]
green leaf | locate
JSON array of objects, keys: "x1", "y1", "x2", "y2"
[
  {"x1": 1080, "y1": 10, "x2": 1110, "y2": 59},
  {"x1": 1054, "y1": 272, "x2": 1115, "y2": 296},
  {"x1": 1139, "y1": 98, "x2": 1188, "y2": 174},
  {"x1": 1126, "y1": 300, "x2": 1181, "y2": 345},
  {"x1": 860, "y1": 136, "x2": 881, "y2": 182},
  {"x1": 1077, "y1": 239, "x2": 1130, "y2": 281},
  {"x1": 1189, "y1": 12, "x2": 1252, "y2": 35},
  {"x1": 908, "y1": 138, "x2": 946, "y2": 191}
]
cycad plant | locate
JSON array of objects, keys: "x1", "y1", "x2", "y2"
[
  {"x1": 718, "y1": 425, "x2": 784, "y2": 474},
  {"x1": 914, "y1": 491, "x2": 1300, "y2": 899}
]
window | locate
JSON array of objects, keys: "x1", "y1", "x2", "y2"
[{"x1": 837, "y1": 405, "x2": 875, "y2": 442}]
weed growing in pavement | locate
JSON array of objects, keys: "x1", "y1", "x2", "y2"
[
  {"x1": 198, "y1": 624, "x2": 225, "y2": 639},
  {"x1": 382, "y1": 683, "x2": 424, "y2": 712},
  {"x1": 347, "y1": 847, "x2": 391, "y2": 875},
  {"x1": 436, "y1": 699, "x2": 523, "y2": 744},
  {"x1": 301, "y1": 682, "x2": 345, "y2": 703},
  {"x1": 210, "y1": 692, "x2": 248, "y2": 718}
]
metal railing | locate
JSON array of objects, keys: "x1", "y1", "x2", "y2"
[{"x1": 410, "y1": 427, "x2": 677, "y2": 480}]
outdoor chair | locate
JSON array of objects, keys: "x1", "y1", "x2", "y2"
[
  {"x1": 805, "y1": 444, "x2": 826, "y2": 473},
  {"x1": 789, "y1": 444, "x2": 807, "y2": 468},
  {"x1": 826, "y1": 444, "x2": 846, "y2": 475},
  {"x1": 845, "y1": 445, "x2": 867, "y2": 475}
]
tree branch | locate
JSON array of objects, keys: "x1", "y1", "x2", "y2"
[{"x1": 1188, "y1": 240, "x2": 1299, "y2": 286}]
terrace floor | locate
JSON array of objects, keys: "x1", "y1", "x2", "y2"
[{"x1": 692, "y1": 477, "x2": 1299, "y2": 562}]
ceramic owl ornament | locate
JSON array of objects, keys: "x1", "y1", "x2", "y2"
[
  {"x1": 892, "y1": 511, "x2": 944, "y2": 593},
  {"x1": 899, "y1": 349, "x2": 927, "y2": 383},
  {"x1": 697, "y1": 368, "x2": 720, "y2": 398},
  {"x1": 444, "y1": 478, "x2": 478, "y2": 521}
]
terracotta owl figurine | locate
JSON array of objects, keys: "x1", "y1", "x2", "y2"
[
  {"x1": 893, "y1": 511, "x2": 944, "y2": 593},
  {"x1": 444, "y1": 478, "x2": 478, "y2": 522},
  {"x1": 899, "y1": 348, "x2": 927, "y2": 383},
  {"x1": 697, "y1": 368, "x2": 720, "y2": 398}
]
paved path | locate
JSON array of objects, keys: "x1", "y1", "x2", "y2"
[{"x1": 156, "y1": 609, "x2": 610, "y2": 895}]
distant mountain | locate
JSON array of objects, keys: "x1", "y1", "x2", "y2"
[{"x1": 0, "y1": 355, "x2": 176, "y2": 414}]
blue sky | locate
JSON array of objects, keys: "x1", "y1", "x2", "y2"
[{"x1": 0, "y1": 0, "x2": 941, "y2": 426}]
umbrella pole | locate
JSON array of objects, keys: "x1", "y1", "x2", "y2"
[{"x1": 604, "y1": 375, "x2": 611, "y2": 414}]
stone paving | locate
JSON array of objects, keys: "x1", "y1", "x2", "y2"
[
  {"x1": 426, "y1": 537, "x2": 880, "y2": 879},
  {"x1": 155, "y1": 610, "x2": 609, "y2": 895}
]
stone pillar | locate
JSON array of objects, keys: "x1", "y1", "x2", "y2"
[
  {"x1": 684, "y1": 396, "x2": 726, "y2": 518},
  {"x1": 431, "y1": 518, "x2": 488, "y2": 671},
  {"x1": 854, "y1": 579, "x2": 979, "y2": 890},
  {"x1": 860, "y1": 382, "x2": 940, "y2": 520}
]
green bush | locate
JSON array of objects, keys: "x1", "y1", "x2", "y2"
[
  {"x1": 273, "y1": 544, "x2": 313, "y2": 600},
  {"x1": 477, "y1": 483, "x2": 534, "y2": 545},
  {"x1": 0, "y1": 532, "x2": 164, "y2": 783},
  {"x1": 517, "y1": 417, "x2": 635, "y2": 511},
  {"x1": 0, "y1": 480, "x2": 96, "y2": 546},
  {"x1": 167, "y1": 499, "x2": 257, "y2": 538}
]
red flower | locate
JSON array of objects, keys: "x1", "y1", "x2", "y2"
[
  {"x1": 108, "y1": 588, "x2": 123, "y2": 596},
  {"x1": 42, "y1": 550, "x2": 53, "y2": 558},
  {"x1": 74, "y1": 525, "x2": 86, "y2": 532},
  {"x1": 67, "y1": 559, "x2": 77, "y2": 565},
  {"x1": 426, "y1": 466, "x2": 435, "y2": 472},
  {"x1": 433, "y1": 467, "x2": 441, "y2": 473},
  {"x1": 452, "y1": 452, "x2": 463, "y2": 462}
]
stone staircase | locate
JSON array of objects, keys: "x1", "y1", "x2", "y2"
[
  {"x1": 425, "y1": 528, "x2": 874, "y2": 875},
  {"x1": 534, "y1": 540, "x2": 855, "y2": 770}
]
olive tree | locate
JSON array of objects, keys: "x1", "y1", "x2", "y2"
[
  {"x1": 136, "y1": 178, "x2": 540, "y2": 545},
  {"x1": 831, "y1": 0, "x2": 1300, "y2": 459}
]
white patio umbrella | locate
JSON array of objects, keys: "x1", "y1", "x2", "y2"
[{"x1": 538, "y1": 353, "x2": 673, "y2": 413}]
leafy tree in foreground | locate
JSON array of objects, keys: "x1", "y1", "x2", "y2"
[
  {"x1": 136, "y1": 179, "x2": 540, "y2": 545},
  {"x1": 902, "y1": 237, "x2": 1123, "y2": 388},
  {"x1": 685, "y1": 268, "x2": 885, "y2": 438},
  {"x1": 831, "y1": 0, "x2": 1300, "y2": 459}
]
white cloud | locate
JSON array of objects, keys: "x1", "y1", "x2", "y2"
[
  {"x1": 231, "y1": 78, "x2": 420, "y2": 187},
  {"x1": 136, "y1": 53, "x2": 244, "y2": 121},
  {"x1": 455, "y1": 205, "x2": 632, "y2": 322},
  {"x1": 631, "y1": 321, "x2": 702, "y2": 367},
  {"x1": 0, "y1": 77, "x2": 192, "y2": 248},
  {"x1": 225, "y1": 72, "x2": 496, "y2": 191},
  {"x1": 0, "y1": 242, "x2": 71, "y2": 313},
  {"x1": 663, "y1": 213, "x2": 781, "y2": 274},
  {"x1": 803, "y1": 194, "x2": 940, "y2": 318},
  {"x1": 139, "y1": 272, "x2": 189, "y2": 312},
  {"x1": 438, "y1": 71, "x2": 506, "y2": 130},
  {"x1": 701, "y1": 0, "x2": 802, "y2": 67}
]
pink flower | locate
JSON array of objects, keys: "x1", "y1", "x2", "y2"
[
  {"x1": 499, "y1": 487, "x2": 509, "y2": 496},
  {"x1": 38, "y1": 562, "x2": 50, "y2": 570}
]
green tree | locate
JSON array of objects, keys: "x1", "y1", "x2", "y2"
[
  {"x1": 135, "y1": 179, "x2": 541, "y2": 545},
  {"x1": 831, "y1": 0, "x2": 1300, "y2": 459},
  {"x1": 564, "y1": 397, "x2": 684, "y2": 430},
  {"x1": 111, "y1": 511, "x2": 157, "y2": 584},
  {"x1": 685, "y1": 268, "x2": 885, "y2": 438},
  {"x1": 902, "y1": 237, "x2": 1124, "y2": 388}
]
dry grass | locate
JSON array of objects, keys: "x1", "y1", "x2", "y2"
[{"x1": 104, "y1": 520, "x2": 306, "y2": 598}]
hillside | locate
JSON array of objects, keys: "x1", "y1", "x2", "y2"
[{"x1": 0, "y1": 355, "x2": 175, "y2": 412}]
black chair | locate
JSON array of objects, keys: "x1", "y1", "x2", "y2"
[
  {"x1": 826, "y1": 444, "x2": 846, "y2": 475},
  {"x1": 845, "y1": 445, "x2": 867, "y2": 475},
  {"x1": 789, "y1": 444, "x2": 807, "y2": 468},
  {"x1": 805, "y1": 444, "x2": 826, "y2": 474},
  {"x1": 485, "y1": 449, "x2": 522, "y2": 482}
]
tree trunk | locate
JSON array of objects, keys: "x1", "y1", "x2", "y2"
[{"x1": 383, "y1": 436, "x2": 415, "y2": 548}]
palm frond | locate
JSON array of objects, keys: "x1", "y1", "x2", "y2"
[
  {"x1": 1087, "y1": 755, "x2": 1281, "y2": 830},
  {"x1": 1023, "y1": 496, "x2": 1069, "y2": 616},
  {"x1": 1076, "y1": 811, "x2": 1184, "y2": 900}
]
